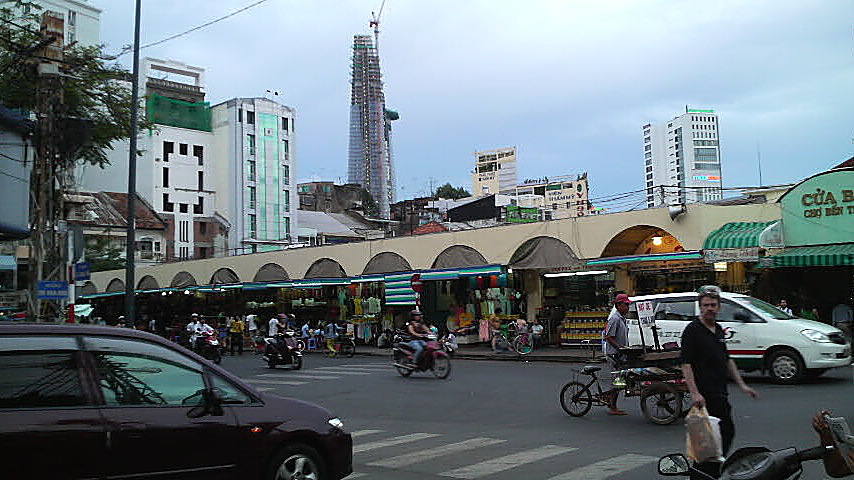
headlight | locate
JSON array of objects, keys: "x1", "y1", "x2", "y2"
[
  {"x1": 801, "y1": 329, "x2": 831, "y2": 343},
  {"x1": 328, "y1": 417, "x2": 345, "y2": 430}
]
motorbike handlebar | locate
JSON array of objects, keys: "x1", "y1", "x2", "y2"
[{"x1": 798, "y1": 445, "x2": 831, "y2": 462}]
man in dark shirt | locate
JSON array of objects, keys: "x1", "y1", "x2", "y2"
[{"x1": 681, "y1": 285, "x2": 758, "y2": 458}]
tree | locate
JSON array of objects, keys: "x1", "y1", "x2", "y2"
[
  {"x1": 0, "y1": 1, "x2": 150, "y2": 168},
  {"x1": 434, "y1": 183, "x2": 471, "y2": 200},
  {"x1": 360, "y1": 189, "x2": 379, "y2": 217}
]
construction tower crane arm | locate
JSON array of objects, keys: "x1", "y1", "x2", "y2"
[{"x1": 370, "y1": 0, "x2": 386, "y2": 50}]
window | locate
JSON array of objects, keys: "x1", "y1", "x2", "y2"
[
  {"x1": 644, "y1": 144, "x2": 651, "y2": 151},
  {"x1": 282, "y1": 139, "x2": 289, "y2": 153},
  {"x1": 197, "y1": 171, "x2": 204, "y2": 191},
  {"x1": 179, "y1": 143, "x2": 188, "y2": 155},
  {"x1": 163, "y1": 141, "x2": 174, "y2": 162},
  {"x1": 643, "y1": 136, "x2": 650, "y2": 143},
  {"x1": 193, "y1": 197, "x2": 203, "y2": 215},
  {"x1": 283, "y1": 216, "x2": 290, "y2": 234},
  {"x1": 719, "y1": 300, "x2": 759, "y2": 323},
  {"x1": 247, "y1": 111, "x2": 255, "y2": 124},
  {"x1": 646, "y1": 173, "x2": 653, "y2": 180},
  {"x1": 290, "y1": 118, "x2": 294, "y2": 131},
  {"x1": 197, "y1": 247, "x2": 207, "y2": 259},
  {"x1": 199, "y1": 222, "x2": 207, "y2": 235},
  {"x1": 154, "y1": 241, "x2": 161, "y2": 251},
  {"x1": 162, "y1": 167, "x2": 169, "y2": 188},
  {"x1": 238, "y1": 108, "x2": 243, "y2": 122},
  {"x1": 248, "y1": 214, "x2": 257, "y2": 237},
  {"x1": 193, "y1": 145, "x2": 203, "y2": 165},
  {"x1": 178, "y1": 220, "x2": 189, "y2": 242},
  {"x1": 162, "y1": 193, "x2": 174, "y2": 212},
  {"x1": 283, "y1": 190, "x2": 290, "y2": 210},
  {"x1": 179, "y1": 246, "x2": 189, "y2": 259},
  {"x1": 281, "y1": 117, "x2": 288, "y2": 131},
  {"x1": 552, "y1": 203, "x2": 558, "y2": 210},
  {"x1": 87, "y1": 337, "x2": 205, "y2": 407},
  {"x1": 247, "y1": 134, "x2": 256, "y2": 155},
  {"x1": 67, "y1": 10, "x2": 76, "y2": 26},
  {"x1": 248, "y1": 160, "x2": 256, "y2": 180},
  {"x1": 179, "y1": 203, "x2": 188, "y2": 214},
  {"x1": 249, "y1": 187, "x2": 256, "y2": 209},
  {"x1": 0, "y1": 336, "x2": 86, "y2": 408},
  {"x1": 282, "y1": 165, "x2": 289, "y2": 185}
]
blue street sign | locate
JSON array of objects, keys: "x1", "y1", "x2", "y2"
[
  {"x1": 74, "y1": 261, "x2": 91, "y2": 281},
  {"x1": 37, "y1": 280, "x2": 68, "y2": 300}
]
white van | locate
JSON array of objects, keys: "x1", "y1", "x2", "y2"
[{"x1": 626, "y1": 292, "x2": 851, "y2": 384}]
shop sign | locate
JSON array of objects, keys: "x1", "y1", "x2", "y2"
[
  {"x1": 477, "y1": 171, "x2": 496, "y2": 182},
  {"x1": 779, "y1": 169, "x2": 854, "y2": 247},
  {"x1": 703, "y1": 247, "x2": 760, "y2": 264},
  {"x1": 636, "y1": 301, "x2": 655, "y2": 327}
]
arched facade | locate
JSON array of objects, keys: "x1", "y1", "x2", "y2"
[
  {"x1": 509, "y1": 236, "x2": 580, "y2": 270},
  {"x1": 79, "y1": 281, "x2": 97, "y2": 296},
  {"x1": 362, "y1": 252, "x2": 412, "y2": 275},
  {"x1": 210, "y1": 267, "x2": 239, "y2": 285},
  {"x1": 105, "y1": 278, "x2": 125, "y2": 293},
  {"x1": 253, "y1": 263, "x2": 289, "y2": 282},
  {"x1": 432, "y1": 245, "x2": 489, "y2": 269},
  {"x1": 137, "y1": 275, "x2": 158, "y2": 290},
  {"x1": 600, "y1": 225, "x2": 684, "y2": 257},
  {"x1": 304, "y1": 258, "x2": 347, "y2": 279},
  {"x1": 170, "y1": 271, "x2": 198, "y2": 288}
]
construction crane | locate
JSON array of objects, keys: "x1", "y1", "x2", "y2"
[{"x1": 369, "y1": 0, "x2": 386, "y2": 52}]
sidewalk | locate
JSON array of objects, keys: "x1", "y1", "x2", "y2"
[{"x1": 348, "y1": 343, "x2": 604, "y2": 364}]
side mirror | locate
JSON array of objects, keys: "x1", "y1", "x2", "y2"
[{"x1": 658, "y1": 454, "x2": 690, "y2": 476}]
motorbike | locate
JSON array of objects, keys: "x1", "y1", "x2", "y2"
[
  {"x1": 439, "y1": 332, "x2": 458, "y2": 356},
  {"x1": 392, "y1": 334, "x2": 451, "y2": 379},
  {"x1": 196, "y1": 332, "x2": 223, "y2": 364},
  {"x1": 658, "y1": 414, "x2": 852, "y2": 479},
  {"x1": 262, "y1": 332, "x2": 303, "y2": 370}
]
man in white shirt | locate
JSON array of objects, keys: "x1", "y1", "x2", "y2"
[
  {"x1": 268, "y1": 316, "x2": 281, "y2": 337},
  {"x1": 777, "y1": 299, "x2": 793, "y2": 315},
  {"x1": 187, "y1": 314, "x2": 213, "y2": 351}
]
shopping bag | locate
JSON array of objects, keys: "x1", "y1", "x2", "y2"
[{"x1": 685, "y1": 405, "x2": 722, "y2": 462}]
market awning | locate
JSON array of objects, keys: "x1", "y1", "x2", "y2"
[
  {"x1": 384, "y1": 272, "x2": 417, "y2": 306},
  {"x1": 771, "y1": 244, "x2": 854, "y2": 268},
  {"x1": 586, "y1": 251, "x2": 703, "y2": 266},
  {"x1": 703, "y1": 221, "x2": 777, "y2": 249},
  {"x1": 0, "y1": 255, "x2": 17, "y2": 271}
]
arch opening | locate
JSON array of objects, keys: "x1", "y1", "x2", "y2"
[
  {"x1": 170, "y1": 271, "x2": 198, "y2": 288},
  {"x1": 253, "y1": 263, "x2": 289, "y2": 282},
  {"x1": 105, "y1": 278, "x2": 125, "y2": 293},
  {"x1": 600, "y1": 225, "x2": 685, "y2": 258},
  {"x1": 304, "y1": 258, "x2": 347, "y2": 279},
  {"x1": 509, "y1": 236, "x2": 580, "y2": 270},
  {"x1": 210, "y1": 267, "x2": 239, "y2": 285},
  {"x1": 432, "y1": 245, "x2": 488, "y2": 269},
  {"x1": 137, "y1": 275, "x2": 159, "y2": 290},
  {"x1": 363, "y1": 252, "x2": 412, "y2": 275},
  {"x1": 80, "y1": 281, "x2": 97, "y2": 296}
]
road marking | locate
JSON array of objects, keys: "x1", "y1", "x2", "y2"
[
  {"x1": 368, "y1": 437, "x2": 506, "y2": 468},
  {"x1": 245, "y1": 379, "x2": 307, "y2": 386},
  {"x1": 545, "y1": 454, "x2": 657, "y2": 480},
  {"x1": 440, "y1": 445, "x2": 576, "y2": 479},
  {"x1": 335, "y1": 364, "x2": 389, "y2": 369},
  {"x1": 311, "y1": 369, "x2": 372, "y2": 375},
  {"x1": 354, "y1": 433, "x2": 440, "y2": 453},
  {"x1": 255, "y1": 387, "x2": 274, "y2": 392},
  {"x1": 256, "y1": 373, "x2": 341, "y2": 380},
  {"x1": 350, "y1": 429, "x2": 384, "y2": 438}
]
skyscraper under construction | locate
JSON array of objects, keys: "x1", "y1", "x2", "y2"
[{"x1": 347, "y1": 34, "x2": 398, "y2": 219}]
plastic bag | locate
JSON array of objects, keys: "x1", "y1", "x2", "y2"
[{"x1": 685, "y1": 405, "x2": 722, "y2": 462}]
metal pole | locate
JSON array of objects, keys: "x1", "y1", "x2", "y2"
[{"x1": 124, "y1": 0, "x2": 141, "y2": 325}]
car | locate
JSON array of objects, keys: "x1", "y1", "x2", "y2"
[
  {"x1": 626, "y1": 292, "x2": 851, "y2": 384},
  {"x1": 0, "y1": 323, "x2": 352, "y2": 480}
]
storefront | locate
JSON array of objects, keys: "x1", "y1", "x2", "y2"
[{"x1": 702, "y1": 221, "x2": 781, "y2": 295}]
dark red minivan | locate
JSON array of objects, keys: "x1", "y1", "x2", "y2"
[{"x1": 0, "y1": 324, "x2": 352, "y2": 480}]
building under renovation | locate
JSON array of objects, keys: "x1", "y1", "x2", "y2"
[{"x1": 347, "y1": 34, "x2": 398, "y2": 219}]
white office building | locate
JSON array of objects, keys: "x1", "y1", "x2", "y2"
[
  {"x1": 643, "y1": 108, "x2": 723, "y2": 208},
  {"x1": 212, "y1": 97, "x2": 298, "y2": 255},
  {"x1": 27, "y1": 0, "x2": 101, "y2": 47}
]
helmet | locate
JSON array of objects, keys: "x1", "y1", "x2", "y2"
[
  {"x1": 410, "y1": 309, "x2": 423, "y2": 319},
  {"x1": 191, "y1": 313, "x2": 199, "y2": 318}
]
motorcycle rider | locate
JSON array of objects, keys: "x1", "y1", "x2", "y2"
[
  {"x1": 406, "y1": 310, "x2": 431, "y2": 366},
  {"x1": 187, "y1": 314, "x2": 214, "y2": 352},
  {"x1": 268, "y1": 314, "x2": 288, "y2": 352}
]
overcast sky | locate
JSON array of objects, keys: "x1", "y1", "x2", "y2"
[{"x1": 95, "y1": 0, "x2": 854, "y2": 206}]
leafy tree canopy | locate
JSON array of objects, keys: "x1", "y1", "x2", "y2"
[
  {"x1": 434, "y1": 183, "x2": 471, "y2": 200},
  {"x1": 360, "y1": 188, "x2": 379, "y2": 217}
]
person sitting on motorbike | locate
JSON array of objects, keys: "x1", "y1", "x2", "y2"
[
  {"x1": 813, "y1": 410, "x2": 854, "y2": 478},
  {"x1": 406, "y1": 310, "x2": 431, "y2": 366},
  {"x1": 188, "y1": 314, "x2": 214, "y2": 352},
  {"x1": 269, "y1": 314, "x2": 288, "y2": 351}
]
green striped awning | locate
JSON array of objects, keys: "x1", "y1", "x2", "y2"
[
  {"x1": 772, "y1": 244, "x2": 854, "y2": 268},
  {"x1": 703, "y1": 221, "x2": 777, "y2": 249}
]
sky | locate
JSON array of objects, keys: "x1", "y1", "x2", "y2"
[{"x1": 94, "y1": 0, "x2": 854, "y2": 206}]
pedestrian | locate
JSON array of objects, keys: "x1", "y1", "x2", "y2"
[
  {"x1": 602, "y1": 294, "x2": 632, "y2": 416},
  {"x1": 324, "y1": 320, "x2": 339, "y2": 356},
  {"x1": 776, "y1": 299, "x2": 793, "y2": 316},
  {"x1": 489, "y1": 308, "x2": 505, "y2": 353},
  {"x1": 247, "y1": 314, "x2": 259, "y2": 339},
  {"x1": 681, "y1": 285, "x2": 758, "y2": 474},
  {"x1": 530, "y1": 318, "x2": 544, "y2": 348},
  {"x1": 228, "y1": 314, "x2": 245, "y2": 355},
  {"x1": 116, "y1": 315, "x2": 126, "y2": 328},
  {"x1": 831, "y1": 302, "x2": 853, "y2": 341}
]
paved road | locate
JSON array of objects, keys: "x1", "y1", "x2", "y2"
[{"x1": 220, "y1": 352, "x2": 853, "y2": 480}]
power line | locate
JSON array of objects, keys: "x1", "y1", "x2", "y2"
[{"x1": 112, "y1": 0, "x2": 271, "y2": 58}]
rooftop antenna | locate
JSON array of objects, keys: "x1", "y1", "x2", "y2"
[
  {"x1": 370, "y1": 0, "x2": 386, "y2": 51},
  {"x1": 756, "y1": 141, "x2": 763, "y2": 186}
]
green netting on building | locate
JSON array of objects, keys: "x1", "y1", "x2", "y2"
[{"x1": 146, "y1": 94, "x2": 212, "y2": 132}]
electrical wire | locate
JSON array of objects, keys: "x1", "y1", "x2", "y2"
[{"x1": 112, "y1": 0, "x2": 271, "y2": 58}]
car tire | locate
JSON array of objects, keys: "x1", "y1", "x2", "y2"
[
  {"x1": 768, "y1": 348, "x2": 804, "y2": 384},
  {"x1": 266, "y1": 443, "x2": 326, "y2": 480}
]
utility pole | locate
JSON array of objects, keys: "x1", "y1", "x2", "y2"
[
  {"x1": 124, "y1": 0, "x2": 142, "y2": 325},
  {"x1": 29, "y1": 12, "x2": 66, "y2": 322}
]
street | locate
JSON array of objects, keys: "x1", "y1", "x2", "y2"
[{"x1": 221, "y1": 352, "x2": 854, "y2": 480}]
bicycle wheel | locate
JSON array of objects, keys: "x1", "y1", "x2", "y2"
[
  {"x1": 560, "y1": 381, "x2": 592, "y2": 417},
  {"x1": 340, "y1": 342, "x2": 355, "y2": 358},
  {"x1": 640, "y1": 382, "x2": 682, "y2": 425},
  {"x1": 513, "y1": 335, "x2": 533, "y2": 355}
]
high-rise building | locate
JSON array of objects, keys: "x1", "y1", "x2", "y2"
[
  {"x1": 28, "y1": 0, "x2": 101, "y2": 47},
  {"x1": 347, "y1": 34, "x2": 397, "y2": 219},
  {"x1": 212, "y1": 97, "x2": 298, "y2": 255},
  {"x1": 472, "y1": 146, "x2": 518, "y2": 197},
  {"x1": 643, "y1": 108, "x2": 723, "y2": 208}
]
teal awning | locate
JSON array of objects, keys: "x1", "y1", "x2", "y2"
[
  {"x1": 771, "y1": 244, "x2": 854, "y2": 268},
  {"x1": 587, "y1": 251, "x2": 703, "y2": 266},
  {"x1": 703, "y1": 221, "x2": 777, "y2": 249}
]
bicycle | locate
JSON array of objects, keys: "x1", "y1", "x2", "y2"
[
  {"x1": 492, "y1": 330, "x2": 534, "y2": 356},
  {"x1": 559, "y1": 364, "x2": 688, "y2": 425}
]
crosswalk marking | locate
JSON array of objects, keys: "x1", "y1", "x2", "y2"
[
  {"x1": 245, "y1": 379, "x2": 307, "y2": 386},
  {"x1": 353, "y1": 433, "x2": 440, "y2": 454},
  {"x1": 311, "y1": 369, "x2": 372, "y2": 375},
  {"x1": 367, "y1": 437, "x2": 506, "y2": 469},
  {"x1": 440, "y1": 445, "x2": 577, "y2": 479},
  {"x1": 544, "y1": 454, "x2": 657, "y2": 480},
  {"x1": 256, "y1": 373, "x2": 341, "y2": 380},
  {"x1": 350, "y1": 429, "x2": 384, "y2": 438}
]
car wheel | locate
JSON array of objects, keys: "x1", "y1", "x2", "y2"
[
  {"x1": 267, "y1": 443, "x2": 326, "y2": 480},
  {"x1": 768, "y1": 348, "x2": 804, "y2": 384}
]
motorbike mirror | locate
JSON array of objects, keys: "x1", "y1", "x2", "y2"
[{"x1": 658, "y1": 454, "x2": 690, "y2": 476}]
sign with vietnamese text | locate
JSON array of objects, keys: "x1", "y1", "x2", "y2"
[
  {"x1": 37, "y1": 281, "x2": 68, "y2": 300},
  {"x1": 779, "y1": 169, "x2": 854, "y2": 247},
  {"x1": 636, "y1": 300, "x2": 655, "y2": 327},
  {"x1": 74, "y1": 261, "x2": 91, "y2": 281},
  {"x1": 703, "y1": 247, "x2": 760, "y2": 264}
]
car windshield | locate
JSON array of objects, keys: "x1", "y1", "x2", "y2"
[{"x1": 735, "y1": 297, "x2": 796, "y2": 320}]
